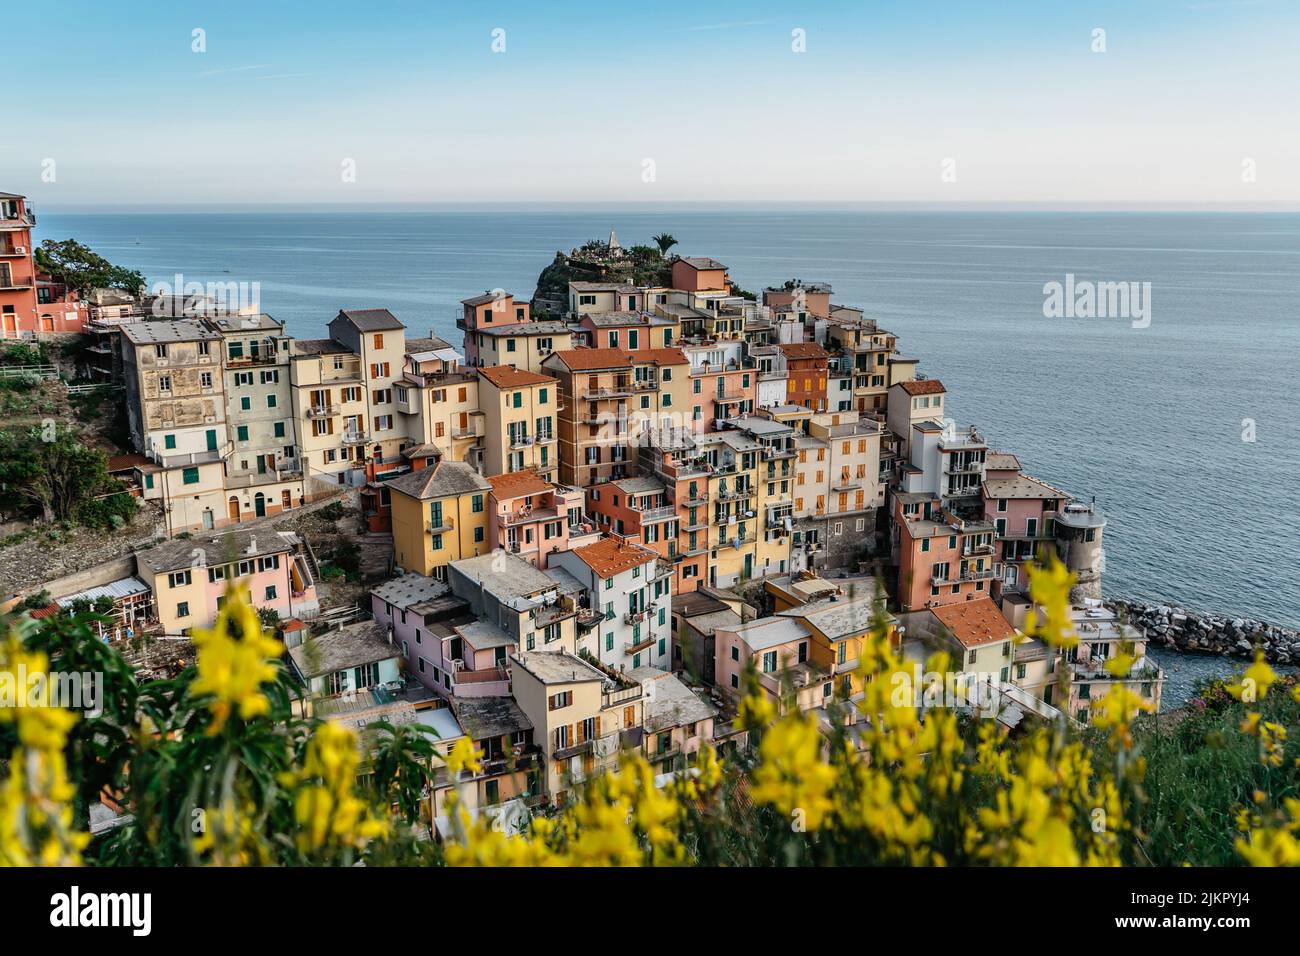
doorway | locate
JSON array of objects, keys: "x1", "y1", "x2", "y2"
[
  {"x1": 228, "y1": 497, "x2": 240, "y2": 523},
  {"x1": 254, "y1": 493, "x2": 266, "y2": 518}
]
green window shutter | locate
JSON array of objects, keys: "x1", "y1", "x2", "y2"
[
  {"x1": 182, "y1": 467, "x2": 199, "y2": 485},
  {"x1": 164, "y1": 434, "x2": 176, "y2": 450}
]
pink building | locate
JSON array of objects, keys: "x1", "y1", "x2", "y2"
[
  {"x1": 371, "y1": 573, "x2": 515, "y2": 698},
  {"x1": 486, "y1": 470, "x2": 598, "y2": 566},
  {"x1": 980, "y1": 466, "x2": 1070, "y2": 595}
]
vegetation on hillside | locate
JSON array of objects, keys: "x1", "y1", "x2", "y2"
[
  {"x1": 33, "y1": 239, "x2": 145, "y2": 297},
  {"x1": 0, "y1": 423, "x2": 137, "y2": 529},
  {"x1": 1, "y1": 559, "x2": 1296, "y2": 867}
]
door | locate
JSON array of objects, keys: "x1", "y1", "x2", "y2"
[
  {"x1": 254, "y1": 493, "x2": 266, "y2": 518},
  {"x1": 201, "y1": 509, "x2": 214, "y2": 531},
  {"x1": 282, "y1": 490, "x2": 291, "y2": 510},
  {"x1": 227, "y1": 497, "x2": 240, "y2": 523},
  {"x1": 257, "y1": 455, "x2": 267, "y2": 475},
  {"x1": 206, "y1": 429, "x2": 217, "y2": 452}
]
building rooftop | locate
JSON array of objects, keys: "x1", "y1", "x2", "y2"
[
  {"x1": 985, "y1": 451, "x2": 1022, "y2": 472},
  {"x1": 337, "y1": 308, "x2": 404, "y2": 332},
  {"x1": 570, "y1": 537, "x2": 657, "y2": 578},
  {"x1": 677, "y1": 257, "x2": 727, "y2": 271},
  {"x1": 543, "y1": 347, "x2": 633, "y2": 371},
  {"x1": 450, "y1": 551, "x2": 559, "y2": 610},
  {"x1": 138, "y1": 528, "x2": 296, "y2": 574},
  {"x1": 932, "y1": 598, "x2": 1017, "y2": 649},
  {"x1": 386, "y1": 460, "x2": 491, "y2": 501},
  {"x1": 511, "y1": 649, "x2": 606, "y2": 686},
  {"x1": 569, "y1": 281, "x2": 638, "y2": 293},
  {"x1": 461, "y1": 291, "x2": 513, "y2": 307},
  {"x1": 292, "y1": 338, "x2": 352, "y2": 356},
  {"x1": 728, "y1": 616, "x2": 811, "y2": 653},
  {"x1": 487, "y1": 469, "x2": 554, "y2": 500},
  {"x1": 633, "y1": 347, "x2": 690, "y2": 366},
  {"x1": 289, "y1": 621, "x2": 398, "y2": 679},
  {"x1": 982, "y1": 475, "x2": 1070, "y2": 501},
  {"x1": 451, "y1": 695, "x2": 533, "y2": 740},
  {"x1": 371, "y1": 573, "x2": 450, "y2": 611},
  {"x1": 477, "y1": 365, "x2": 553, "y2": 389},
  {"x1": 120, "y1": 319, "x2": 219, "y2": 345},
  {"x1": 896, "y1": 379, "x2": 946, "y2": 396},
  {"x1": 456, "y1": 619, "x2": 516, "y2": 651},
  {"x1": 207, "y1": 313, "x2": 282, "y2": 334},
  {"x1": 610, "y1": 475, "x2": 666, "y2": 496},
  {"x1": 628, "y1": 668, "x2": 718, "y2": 733},
  {"x1": 777, "y1": 342, "x2": 830, "y2": 362},
  {"x1": 780, "y1": 590, "x2": 893, "y2": 641}
]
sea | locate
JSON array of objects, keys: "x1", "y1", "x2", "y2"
[{"x1": 34, "y1": 208, "x2": 1300, "y2": 664}]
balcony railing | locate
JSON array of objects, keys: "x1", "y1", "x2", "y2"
[
  {"x1": 581, "y1": 385, "x2": 633, "y2": 401},
  {"x1": 624, "y1": 609, "x2": 649, "y2": 626},
  {"x1": 454, "y1": 663, "x2": 509, "y2": 685},
  {"x1": 341, "y1": 431, "x2": 368, "y2": 445},
  {"x1": 307, "y1": 404, "x2": 339, "y2": 418},
  {"x1": 636, "y1": 504, "x2": 677, "y2": 523},
  {"x1": 502, "y1": 506, "x2": 559, "y2": 526},
  {"x1": 509, "y1": 434, "x2": 534, "y2": 449},
  {"x1": 427, "y1": 516, "x2": 456, "y2": 533}
]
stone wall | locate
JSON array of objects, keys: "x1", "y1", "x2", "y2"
[{"x1": 1111, "y1": 599, "x2": 1300, "y2": 665}]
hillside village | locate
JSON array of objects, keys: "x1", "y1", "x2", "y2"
[{"x1": 1, "y1": 202, "x2": 1164, "y2": 823}]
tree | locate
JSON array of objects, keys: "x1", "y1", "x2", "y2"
[
  {"x1": 34, "y1": 239, "x2": 146, "y2": 297},
  {"x1": 652, "y1": 233, "x2": 678, "y2": 256},
  {"x1": 0, "y1": 424, "x2": 117, "y2": 522}
]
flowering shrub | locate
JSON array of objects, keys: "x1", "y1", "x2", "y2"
[{"x1": 0, "y1": 559, "x2": 1296, "y2": 867}]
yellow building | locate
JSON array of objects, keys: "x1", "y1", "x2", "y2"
[
  {"x1": 388, "y1": 458, "x2": 493, "y2": 580},
  {"x1": 395, "y1": 337, "x2": 483, "y2": 465},
  {"x1": 477, "y1": 365, "x2": 560, "y2": 481}
]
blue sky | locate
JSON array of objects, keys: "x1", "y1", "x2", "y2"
[{"x1": 4, "y1": 0, "x2": 1299, "y2": 207}]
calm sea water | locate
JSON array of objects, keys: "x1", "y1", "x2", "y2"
[{"x1": 35, "y1": 209, "x2": 1300, "y2": 629}]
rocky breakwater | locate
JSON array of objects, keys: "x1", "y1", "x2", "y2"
[{"x1": 1110, "y1": 599, "x2": 1300, "y2": 665}]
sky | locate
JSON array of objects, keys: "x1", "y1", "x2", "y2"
[{"x1": 4, "y1": 0, "x2": 1299, "y2": 208}]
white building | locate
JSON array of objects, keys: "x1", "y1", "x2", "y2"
[{"x1": 547, "y1": 537, "x2": 673, "y2": 672}]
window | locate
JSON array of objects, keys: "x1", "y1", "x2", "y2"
[
  {"x1": 605, "y1": 633, "x2": 614, "y2": 651},
  {"x1": 473, "y1": 527, "x2": 484, "y2": 543},
  {"x1": 182, "y1": 467, "x2": 200, "y2": 485},
  {"x1": 164, "y1": 434, "x2": 177, "y2": 450},
  {"x1": 274, "y1": 422, "x2": 286, "y2": 438},
  {"x1": 373, "y1": 334, "x2": 384, "y2": 350},
  {"x1": 237, "y1": 425, "x2": 249, "y2": 442},
  {"x1": 471, "y1": 494, "x2": 484, "y2": 513},
  {"x1": 730, "y1": 645, "x2": 739, "y2": 661},
  {"x1": 605, "y1": 577, "x2": 613, "y2": 590},
  {"x1": 265, "y1": 586, "x2": 277, "y2": 601},
  {"x1": 240, "y1": 396, "x2": 252, "y2": 411},
  {"x1": 168, "y1": 570, "x2": 191, "y2": 588},
  {"x1": 266, "y1": 394, "x2": 277, "y2": 409},
  {"x1": 548, "y1": 691, "x2": 572, "y2": 711},
  {"x1": 968, "y1": 650, "x2": 977, "y2": 665},
  {"x1": 176, "y1": 602, "x2": 190, "y2": 618}
]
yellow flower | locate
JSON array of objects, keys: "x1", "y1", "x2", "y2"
[
  {"x1": 1226, "y1": 652, "x2": 1277, "y2": 704},
  {"x1": 285, "y1": 722, "x2": 389, "y2": 855},
  {"x1": 189, "y1": 583, "x2": 283, "y2": 735},
  {"x1": 446, "y1": 737, "x2": 484, "y2": 777},
  {"x1": 749, "y1": 710, "x2": 836, "y2": 831}
]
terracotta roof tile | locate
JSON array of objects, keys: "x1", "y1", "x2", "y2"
[
  {"x1": 897, "y1": 379, "x2": 946, "y2": 396},
  {"x1": 487, "y1": 470, "x2": 553, "y2": 500},
  {"x1": 932, "y1": 598, "x2": 1016, "y2": 649},
  {"x1": 573, "y1": 537, "x2": 657, "y2": 578},
  {"x1": 477, "y1": 365, "x2": 553, "y2": 389},
  {"x1": 545, "y1": 347, "x2": 634, "y2": 371},
  {"x1": 634, "y1": 347, "x2": 689, "y2": 366}
]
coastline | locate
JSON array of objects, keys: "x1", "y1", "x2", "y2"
[{"x1": 1111, "y1": 597, "x2": 1300, "y2": 665}]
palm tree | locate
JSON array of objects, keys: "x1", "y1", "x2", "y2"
[{"x1": 652, "y1": 233, "x2": 678, "y2": 256}]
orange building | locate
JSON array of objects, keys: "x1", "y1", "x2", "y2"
[
  {"x1": 670, "y1": 257, "x2": 730, "y2": 293},
  {"x1": 777, "y1": 342, "x2": 830, "y2": 411},
  {"x1": 0, "y1": 192, "x2": 39, "y2": 338},
  {"x1": 542, "y1": 347, "x2": 637, "y2": 487},
  {"x1": 893, "y1": 494, "x2": 997, "y2": 612}
]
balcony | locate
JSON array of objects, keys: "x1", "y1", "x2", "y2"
[
  {"x1": 832, "y1": 477, "x2": 862, "y2": 492},
  {"x1": 636, "y1": 504, "x2": 677, "y2": 523},
  {"x1": 307, "y1": 404, "x2": 339, "y2": 418},
  {"x1": 453, "y1": 662, "x2": 509, "y2": 685},
  {"x1": 451, "y1": 425, "x2": 480, "y2": 440},
  {"x1": 625, "y1": 633, "x2": 657, "y2": 654},
  {"x1": 581, "y1": 385, "x2": 633, "y2": 401},
  {"x1": 713, "y1": 391, "x2": 746, "y2": 403},
  {"x1": 427, "y1": 516, "x2": 456, "y2": 534},
  {"x1": 554, "y1": 738, "x2": 597, "y2": 761},
  {"x1": 631, "y1": 378, "x2": 658, "y2": 391},
  {"x1": 624, "y1": 609, "x2": 649, "y2": 626},
  {"x1": 716, "y1": 486, "x2": 756, "y2": 502},
  {"x1": 341, "y1": 431, "x2": 368, "y2": 445},
  {"x1": 503, "y1": 505, "x2": 559, "y2": 526},
  {"x1": 509, "y1": 434, "x2": 535, "y2": 449}
]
